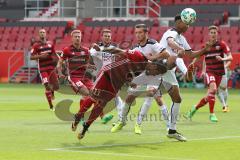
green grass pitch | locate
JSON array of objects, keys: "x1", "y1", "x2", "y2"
[{"x1": 0, "y1": 83, "x2": 240, "y2": 160}]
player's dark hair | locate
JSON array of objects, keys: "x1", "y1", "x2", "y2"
[
  {"x1": 174, "y1": 14, "x2": 182, "y2": 22},
  {"x1": 208, "y1": 25, "x2": 218, "y2": 31},
  {"x1": 135, "y1": 24, "x2": 148, "y2": 32}
]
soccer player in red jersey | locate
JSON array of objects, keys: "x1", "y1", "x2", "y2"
[
  {"x1": 57, "y1": 30, "x2": 97, "y2": 129},
  {"x1": 186, "y1": 25, "x2": 232, "y2": 122},
  {"x1": 57, "y1": 30, "x2": 94, "y2": 96},
  {"x1": 30, "y1": 29, "x2": 59, "y2": 110}
]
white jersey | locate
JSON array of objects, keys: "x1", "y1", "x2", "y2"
[
  {"x1": 128, "y1": 39, "x2": 165, "y2": 96},
  {"x1": 90, "y1": 43, "x2": 116, "y2": 71},
  {"x1": 132, "y1": 39, "x2": 165, "y2": 56},
  {"x1": 159, "y1": 28, "x2": 191, "y2": 56}
]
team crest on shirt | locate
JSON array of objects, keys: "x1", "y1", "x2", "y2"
[
  {"x1": 72, "y1": 52, "x2": 75, "y2": 55},
  {"x1": 81, "y1": 51, "x2": 86, "y2": 55},
  {"x1": 215, "y1": 46, "x2": 221, "y2": 50}
]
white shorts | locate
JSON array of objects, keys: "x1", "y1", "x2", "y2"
[
  {"x1": 162, "y1": 69, "x2": 179, "y2": 91},
  {"x1": 219, "y1": 75, "x2": 228, "y2": 88},
  {"x1": 128, "y1": 71, "x2": 163, "y2": 97},
  {"x1": 131, "y1": 71, "x2": 162, "y2": 86}
]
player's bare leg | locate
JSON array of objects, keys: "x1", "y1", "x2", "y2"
[{"x1": 167, "y1": 85, "x2": 187, "y2": 142}]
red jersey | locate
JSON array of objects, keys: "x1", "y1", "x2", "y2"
[
  {"x1": 62, "y1": 45, "x2": 90, "y2": 78},
  {"x1": 31, "y1": 41, "x2": 57, "y2": 73},
  {"x1": 204, "y1": 40, "x2": 230, "y2": 76},
  {"x1": 99, "y1": 50, "x2": 147, "y2": 92}
]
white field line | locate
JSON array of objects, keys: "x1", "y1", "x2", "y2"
[
  {"x1": 46, "y1": 148, "x2": 195, "y2": 160},
  {"x1": 44, "y1": 135, "x2": 240, "y2": 160}
]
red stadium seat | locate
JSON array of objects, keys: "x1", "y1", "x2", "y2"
[
  {"x1": 230, "y1": 36, "x2": 239, "y2": 44},
  {"x1": 194, "y1": 27, "x2": 203, "y2": 34},
  {"x1": 150, "y1": 27, "x2": 159, "y2": 36},
  {"x1": 83, "y1": 27, "x2": 94, "y2": 35},
  {"x1": 117, "y1": 26, "x2": 126, "y2": 35},
  {"x1": 109, "y1": 26, "x2": 118, "y2": 34},
  {"x1": 11, "y1": 27, "x2": 20, "y2": 34},
  {"x1": 159, "y1": 0, "x2": 174, "y2": 5},
  {"x1": 230, "y1": 27, "x2": 239, "y2": 36},
  {"x1": 125, "y1": 27, "x2": 134, "y2": 35}
]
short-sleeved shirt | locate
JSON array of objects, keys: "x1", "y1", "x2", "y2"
[
  {"x1": 203, "y1": 40, "x2": 230, "y2": 76},
  {"x1": 31, "y1": 41, "x2": 57, "y2": 73},
  {"x1": 132, "y1": 39, "x2": 165, "y2": 57},
  {"x1": 159, "y1": 28, "x2": 191, "y2": 56},
  {"x1": 90, "y1": 42, "x2": 117, "y2": 71},
  {"x1": 62, "y1": 45, "x2": 90, "y2": 78}
]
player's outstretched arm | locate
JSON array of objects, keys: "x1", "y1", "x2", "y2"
[
  {"x1": 30, "y1": 52, "x2": 50, "y2": 60},
  {"x1": 102, "y1": 47, "x2": 126, "y2": 55},
  {"x1": 145, "y1": 50, "x2": 170, "y2": 61},
  {"x1": 185, "y1": 41, "x2": 215, "y2": 58}
]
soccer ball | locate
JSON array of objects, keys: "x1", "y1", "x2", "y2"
[{"x1": 180, "y1": 8, "x2": 197, "y2": 25}]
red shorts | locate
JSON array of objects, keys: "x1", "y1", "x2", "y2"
[
  {"x1": 68, "y1": 77, "x2": 93, "y2": 93},
  {"x1": 91, "y1": 72, "x2": 117, "y2": 102},
  {"x1": 40, "y1": 70, "x2": 58, "y2": 86},
  {"x1": 205, "y1": 73, "x2": 222, "y2": 88}
]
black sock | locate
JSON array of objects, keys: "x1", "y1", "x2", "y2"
[{"x1": 168, "y1": 129, "x2": 176, "y2": 134}]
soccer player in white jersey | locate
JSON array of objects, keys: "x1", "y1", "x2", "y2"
[
  {"x1": 111, "y1": 24, "x2": 170, "y2": 135},
  {"x1": 90, "y1": 28, "x2": 123, "y2": 124},
  {"x1": 217, "y1": 56, "x2": 231, "y2": 112},
  {"x1": 154, "y1": 15, "x2": 212, "y2": 141}
]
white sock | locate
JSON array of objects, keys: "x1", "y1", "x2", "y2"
[
  {"x1": 115, "y1": 96, "x2": 123, "y2": 118},
  {"x1": 217, "y1": 88, "x2": 227, "y2": 107},
  {"x1": 160, "y1": 104, "x2": 169, "y2": 127},
  {"x1": 119, "y1": 102, "x2": 131, "y2": 123},
  {"x1": 136, "y1": 97, "x2": 153, "y2": 125},
  {"x1": 169, "y1": 102, "x2": 180, "y2": 130},
  {"x1": 223, "y1": 88, "x2": 228, "y2": 106},
  {"x1": 175, "y1": 58, "x2": 187, "y2": 75}
]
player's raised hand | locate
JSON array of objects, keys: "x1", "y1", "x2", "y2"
[
  {"x1": 216, "y1": 55, "x2": 223, "y2": 61},
  {"x1": 91, "y1": 43, "x2": 101, "y2": 51},
  {"x1": 87, "y1": 64, "x2": 97, "y2": 70},
  {"x1": 205, "y1": 40, "x2": 215, "y2": 51},
  {"x1": 188, "y1": 63, "x2": 195, "y2": 72}
]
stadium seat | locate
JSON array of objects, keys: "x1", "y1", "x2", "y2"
[
  {"x1": 150, "y1": 27, "x2": 159, "y2": 36},
  {"x1": 125, "y1": 27, "x2": 134, "y2": 35}
]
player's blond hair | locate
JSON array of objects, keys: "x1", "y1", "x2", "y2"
[
  {"x1": 101, "y1": 28, "x2": 111, "y2": 35},
  {"x1": 208, "y1": 25, "x2": 219, "y2": 31},
  {"x1": 71, "y1": 30, "x2": 81, "y2": 36}
]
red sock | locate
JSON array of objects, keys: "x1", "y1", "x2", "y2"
[
  {"x1": 45, "y1": 91, "x2": 53, "y2": 108},
  {"x1": 207, "y1": 91, "x2": 216, "y2": 113},
  {"x1": 86, "y1": 101, "x2": 105, "y2": 126},
  {"x1": 196, "y1": 97, "x2": 208, "y2": 109},
  {"x1": 77, "y1": 96, "x2": 94, "y2": 119}
]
